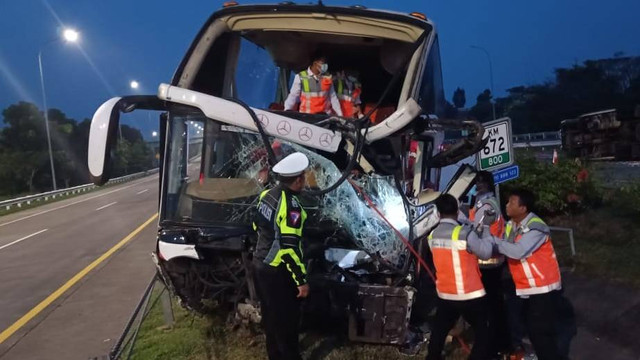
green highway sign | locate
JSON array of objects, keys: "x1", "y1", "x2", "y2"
[{"x1": 477, "y1": 118, "x2": 514, "y2": 171}]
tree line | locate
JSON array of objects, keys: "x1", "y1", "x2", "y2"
[
  {"x1": 0, "y1": 101, "x2": 154, "y2": 197},
  {"x1": 454, "y1": 54, "x2": 640, "y2": 134}
]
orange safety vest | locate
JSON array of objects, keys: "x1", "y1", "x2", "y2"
[
  {"x1": 335, "y1": 78, "x2": 361, "y2": 118},
  {"x1": 299, "y1": 70, "x2": 333, "y2": 114},
  {"x1": 505, "y1": 215, "x2": 562, "y2": 296},
  {"x1": 428, "y1": 221, "x2": 486, "y2": 301},
  {"x1": 469, "y1": 195, "x2": 505, "y2": 268}
]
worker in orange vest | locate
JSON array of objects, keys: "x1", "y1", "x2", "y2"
[
  {"x1": 495, "y1": 188, "x2": 566, "y2": 360},
  {"x1": 468, "y1": 171, "x2": 512, "y2": 357},
  {"x1": 284, "y1": 52, "x2": 342, "y2": 116},
  {"x1": 426, "y1": 194, "x2": 494, "y2": 360},
  {"x1": 334, "y1": 70, "x2": 362, "y2": 118}
]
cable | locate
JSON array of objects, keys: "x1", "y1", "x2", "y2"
[
  {"x1": 347, "y1": 178, "x2": 436, "y2": 282},
  {"x1": 347, "y1": 178, "x2": 472, "y2": 355},
  {"x1": 223, "y1": 97, "x2": 278, "y2": 166}
]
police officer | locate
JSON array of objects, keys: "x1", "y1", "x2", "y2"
[
  {"x1": 426, "y1": 194, "x2": 494, "y2": 360},
  {"x1": 495, "y1": 188, "x2": 566, "y2": 360},
  {"x1": 469, "y1": 171, "x2": 512, "y2": 356},
  {"x1": 252, "y1": 152, "x2": 310, "y2": 360},
  {"x1": 284, "y1": 52, "x2": 343, "y2": 116}
]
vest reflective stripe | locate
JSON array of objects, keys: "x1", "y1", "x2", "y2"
[
  {"x1": 429, "y1": 224, "x2": 486, "y2": 301},
  {"x1": 256, "y1": 189, "x2": 308, "y2": 285},
  {"x1": 505, "y1": 216, "x2": 562, "y2": 296},
  {"x1": 450, "y1": 226, "x2": 465, "y2": 294},
  {"x1": 274, "y1": 191, "x2": 307, "y2": 237},
  {"x1": 267, "y1": 192, "x2": 307, "y2": 284},
  {"x1": 299, "y1": 71, "x2": 332, "y2": 114},
  {"x1": 334, "y1": 78, "x2": 361, "y2": 118}
]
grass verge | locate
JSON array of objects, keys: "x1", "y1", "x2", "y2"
[
  {"x1": 126, "y1": 285, "x2": 469, "y2": 360},
  {"x1": 549, "y1": 207, "x2": 640, "y2": 288}
]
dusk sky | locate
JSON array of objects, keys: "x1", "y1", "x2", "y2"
[{"x1": 1, "y1": 0, "x2": 639, "y2": 137}]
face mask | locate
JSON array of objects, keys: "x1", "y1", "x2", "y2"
[{"x1": 320, "y1": 63, "x2": 329, "y2": 74}]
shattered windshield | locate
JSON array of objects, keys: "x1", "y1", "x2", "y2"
[
  {"x1": 162, "y1": 112, "x2": 268, "y2": 226},
  {"x1": 162, "y1": 110, "x2": 410, "y2": 264}
]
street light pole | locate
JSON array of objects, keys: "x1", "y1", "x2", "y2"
[
  {"x1": 37, "y1": 28, "x2": 79, "y2": 191},
  {"x1": 471, "y1": 45, "x2": 496, "y2": 120},
  {"x1": 37, "y1": 48, "x2": 58, "y2": 191}
]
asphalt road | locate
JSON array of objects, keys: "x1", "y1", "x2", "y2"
[{"x1": 0, "y1": 175, "x2": 159, "y2": 359}]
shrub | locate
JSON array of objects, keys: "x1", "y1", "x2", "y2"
[
  {"x1": 499, "y1": 153, "x2": 602, "y2": 215},
  {"x1": 608, "y1": 181, "x2": 640, "y2": 217}
]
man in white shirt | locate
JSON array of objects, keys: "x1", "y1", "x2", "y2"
[{"x1": 284, "y1": 53, "x2": 342, "y2": 116}]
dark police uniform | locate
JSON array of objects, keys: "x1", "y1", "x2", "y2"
[{"x1": 253, "y1": 184, "x2": 307, "y2": 360}]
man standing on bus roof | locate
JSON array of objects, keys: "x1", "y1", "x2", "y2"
[
  {"x1": 252, "y1": 152, "x2": 310, "y2": 360},
  {"x1": 284, "y1": 52, "x2": 343, "y2": 116}
]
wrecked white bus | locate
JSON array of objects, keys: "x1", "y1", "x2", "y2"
[{"x1": 87, "y1": 2, "x2": 486, "y2": 346}]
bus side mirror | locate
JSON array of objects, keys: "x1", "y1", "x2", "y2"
[
  {"x1": 88, "y1": 97, "x2": 122, "y2": 185},
  {"x1": 88, "y1": 95, "x2": 166, "y2": 185}
]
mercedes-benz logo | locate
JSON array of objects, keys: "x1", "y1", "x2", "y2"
[
  {"x1": 298, "y1": 127, "x2": 312, "y2": 142},
  {"x1": 319, "y1": 133, "x2": 332, "y2": 147},
  {"x1": 277, "y1": 121, "x2": 291, "y2": 135},
  {"x1": 257, "y1": 114, "x2": 269, "y2": 127}
]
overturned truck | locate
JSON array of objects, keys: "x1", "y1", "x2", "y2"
[{"x1": 87, "y1": 3, "x2": 486, "y2": 346}]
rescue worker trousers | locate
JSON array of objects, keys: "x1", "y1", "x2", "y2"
[
  {"x1": 253, "y1": 259, "x2": 302, "y2": 360},
  {"x1": 426, "y1": 296, "x2": 490, "y2": 360},
  {"x1": 522, "y1": 290, "x2": 568, "y2": 360},
  {"x1": 480, "y1": 264, "x2": 511, "y2": 355},
  {"x1": 504, "y1": 273, "x2": 526, "y2": 350}
]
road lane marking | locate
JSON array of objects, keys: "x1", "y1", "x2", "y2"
[
  {"x1": 136, "y1": 189, "x2": 149, "y2": 195},
  {"x1": 0, "y1": 213, "x2": 158, "y2": 345},
  {"x1": 95, "y1": 202, "x2": 117, "y2": 211},
  {"x1": 0, "y1": 177, "x2": 157, "y2": 228},
  {"x1": 0, "y1": 229, "x2": 48, "y2": 251}
]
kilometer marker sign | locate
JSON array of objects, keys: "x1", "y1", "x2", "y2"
[{"x1": 477, "y1": 118, "x2": 514, "y2": 171}]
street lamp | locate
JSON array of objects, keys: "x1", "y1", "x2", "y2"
[
  {"x1": 130, "y1": 80, "x2": 139, "y2": 89},
  {"x1": 38, "y1": 27, "x2": 80, "y2": 190},
  {"x1": 151, "y1": 131, "x2": 158, "y2": 137},
  {"x1": 62, "y1": 29, "x2": 79, "y2": 43},
  {"x1": 470, "y1": 45, "x2": 496, "y2": 120}
]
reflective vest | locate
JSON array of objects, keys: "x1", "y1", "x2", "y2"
[
  {"x1": 299, "y1": 70, "x2": 333, "y2": 114},
  {"x1": 428, "y1": 222, "x2": 486, "y2": 301},
  {"x1": 335, "y1": 78, "x2": 361, "y2": 118},
  {"x1": 469, "y1": 195, "x2": 505, "y2": 268},
  {"x1": 253, "y1": 186, "x2": 308, "y2": 285},
  {"x1": 505, "y1": 215, "x2": 561, "y2": 296}
]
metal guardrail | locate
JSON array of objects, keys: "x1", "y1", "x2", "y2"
[
  {"x1": 512, "y1": 132, "x2": 562, "y2": 149},
  {"x1": 513, "y1": 131, "x2": 561, "y2": 142},
  {"x1": 0, "y1": 168, "x2": 159, "y2": 212},
  {"x1": 550, "y1": 226, "x2": 576, "y2": 273},
  {"x1": 102, "y1": 272, "x2": 174, "y2": 360},
  {"x1": 550, "y1": 226, "x2": 576, "y2": 257}
]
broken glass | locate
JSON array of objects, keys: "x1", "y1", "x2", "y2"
[
  {"x1": 181, "y1": 122, "x2": 411, "y2": 266},
  {"x1": 290, "y1": 143, "x2": 410, "y2": 266}
]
